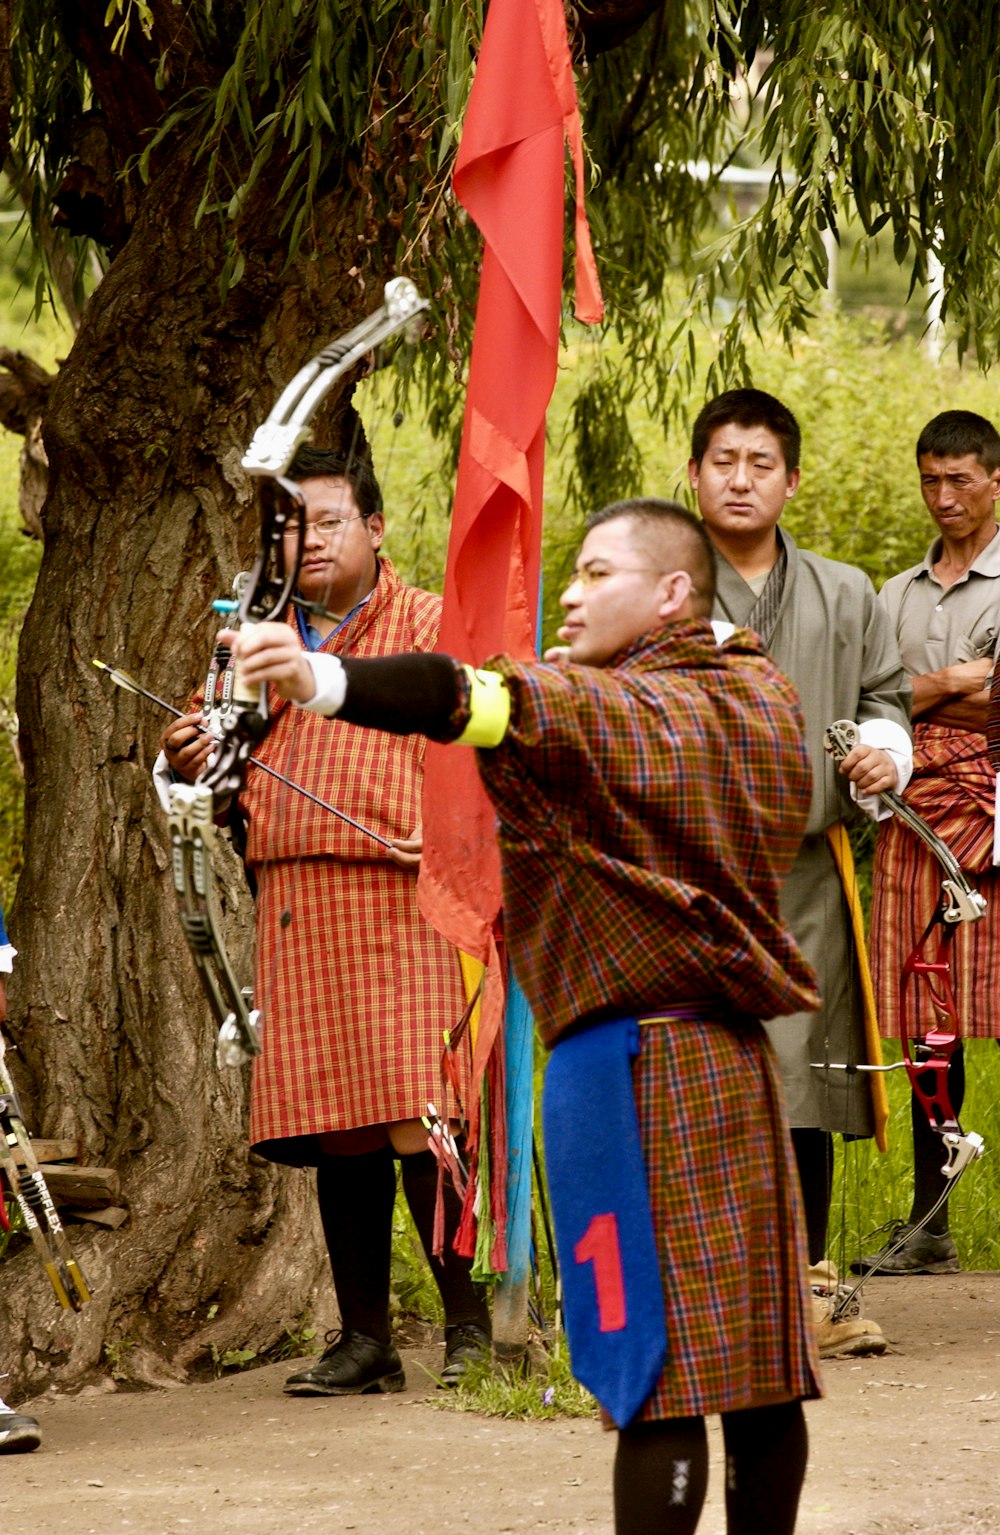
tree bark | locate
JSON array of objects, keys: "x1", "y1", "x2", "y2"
[{"x1": 1, "y1": 132, "x2": 380, "y2": 1393}]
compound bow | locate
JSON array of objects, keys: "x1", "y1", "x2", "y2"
[
  {"x1": 164, "y1": 277, "x2": 428, "y2": 1068},
  {"x1": 0, "y1": 1045, "x2": 91, "y2": 1310},
  {"x1": 821, "y1": 718, "x2": 985, "y2": 1318}
]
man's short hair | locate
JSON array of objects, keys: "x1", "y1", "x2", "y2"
[
  {"x1": 690, "y1": 388, "x2": 801, "y2": 473},
  {"x1": 915, "y1": 411, "x2": 1000, "y2": 473},
  {"x1": 585, "y1": 497, "x2": 716, "y2": 616},
  {"x1": 288, "y1": 445, "x2": 384, "y2": 521}
]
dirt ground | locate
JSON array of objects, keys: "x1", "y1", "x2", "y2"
[{"x1": 4, "y1": 1273, "x2": 999, "y2": 1535}]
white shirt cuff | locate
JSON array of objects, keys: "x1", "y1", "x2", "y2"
[
  {"x1": 0, "y1": 942, "x2": 15, "y2": 974},
  {"x1": 294, "y1": 653, "x2": 347, "y2": 717},
  {"x1": 852, "y1": 718, "x2": 913, "y2": 820},
  {"x1": 152, "y1": 750, "x2": 174, "y2": 814},
  {"x1": 711, "y1": 620, "x2": 737, "y2": 645}
]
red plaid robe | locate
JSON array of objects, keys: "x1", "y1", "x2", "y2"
[
  {"x1": 474, "y1": 620, "x2": 822, "y2": 1414},
  {"x1": 872, "y1": 721, "x2": 1000, "y2": 1039},
  {"x1": 242, "y1": 560, "x2": 468, "y2": 1159}
]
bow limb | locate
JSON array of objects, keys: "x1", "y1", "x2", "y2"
[{"x1": 824, "y1": 718, "x2": 986, "y2": 1135}]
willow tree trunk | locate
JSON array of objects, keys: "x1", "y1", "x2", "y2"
[{"x1": 0, "y1": 135, "x2": 380, "y2": 1394}]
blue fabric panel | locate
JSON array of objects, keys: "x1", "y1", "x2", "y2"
[{"x1": 543, "y1": 1016, "x2": 667, "y2": 1427}]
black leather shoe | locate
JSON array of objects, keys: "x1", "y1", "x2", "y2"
[
  {"x1": 439, "y1": 1322, "x2": 492, "y2": 1388},
  {"x1": 284, "y1": 1330, "x2": 406, "y2": 1396},
  {"x1": 849, "y1": 1221, "x2": 960, "y2": 1276},
  {"x1": 0, "y1": 1410, "x2": 41, "y2": 1453}
]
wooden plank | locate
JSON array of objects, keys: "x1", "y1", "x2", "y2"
[
  {"x1": 36, "y1": 1164, "x2": 121, "y2": 1207},
  {"x1": 66, "y1": 1205, "x2": 129, "y2": 1229},
  {"x1": 11, "y1": 1138, "x2": 82, "y2": 1166}
]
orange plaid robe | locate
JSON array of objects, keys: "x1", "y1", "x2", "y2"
[{"x1": 241, "y1": 560, "x2": 468, "y2": 1160}]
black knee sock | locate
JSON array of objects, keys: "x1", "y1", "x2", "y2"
[
  {"x1": 790, "y1": 1128, "x2": 833, "y2": 1266},
  {"x1": 399, "y1": 1149, "x2": 491, "y2": 1333},
  {"x1": 316, "y1": 1146, "x2": 397, "y2": 1344},
  {"x1": 614, "y1": 1417, "x2": 709, "y2": 1535},
  {"x1": 908, "y1": 1046, "x2": 965, "y2": 1235},
  {"x1": 721, "y1": 1402, "x2": 807, "y2": 1535}
]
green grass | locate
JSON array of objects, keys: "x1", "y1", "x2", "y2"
[
  {"x1": 391, "y1": 1174, "x2": 446, "y2": 1327},
  {"x1": 431, "y1": 1333, "x2": 597, "y2": 1421},
  {"x1": 829, "y1": 1037, "x2": 1000, "y2": 1275}
]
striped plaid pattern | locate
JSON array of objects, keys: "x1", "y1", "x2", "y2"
[
  {"x1": 242, "y1": 561, "x2": 469, "y2": 1152},
  {"x1": 631, "y1": 1014, "x2": 820, "y2": 1419},
  {"x1": 477, "y1": 622, "x2": 820, "y2": 1047},
  {"x1": 871, "y1": 723, "x2": 1000, "y2": 1039},
  {"x1": 249, "y1": 858, "x2": 467, "y2": 1148},
  {"x1": 241, "y1": 561, "x2": 443, "y2": 863},
  {"x1": 989, "y1": 662, "x2": 1000, "y2": 770},
  {"x1": 882, "y1": 720, "x2": 995, "y2": 872}
]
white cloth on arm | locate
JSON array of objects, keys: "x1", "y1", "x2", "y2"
[
  {"x1": 851, "y1": 717, "x2": 913, "y2": 820},
  {"x1": 151, "y1": 751, "x2": 174, "y2": 814},
  {"x1": 295, "y1": 652, "x2": 347, "y2": 716}
]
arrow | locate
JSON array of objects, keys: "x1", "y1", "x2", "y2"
[{"x1": 92, "y1": 658, "x2": 394, "y2": 850}]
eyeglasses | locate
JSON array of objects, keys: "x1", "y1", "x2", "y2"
[
  {"x1": 567, "y1": 564, "x2": 700, "y2": 598},
  {"x1": 283, "y1": 514, "x2": 367, "y2": 539},
  {"x1": 569, "y1": 563, "x2": 665, "y2": 589}
]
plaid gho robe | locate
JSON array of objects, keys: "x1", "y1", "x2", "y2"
[
  {"x1": 477, "y1": 621, "x2": 819, "y2": 1046},
  {"x1": 475, "y1": 619, "x2": 823, "y2": 1415},
  {"x1": 243, "y1": 560, "x2": 468, "y2": 1160}
]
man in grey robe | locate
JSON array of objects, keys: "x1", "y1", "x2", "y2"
[{"x1": 688, "y1": 388, "x2": 912, "y2": 1357}]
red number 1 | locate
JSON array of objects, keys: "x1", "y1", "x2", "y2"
[{"x1": 574, "y1": 1212, "x2": 626, "y2": 1332}]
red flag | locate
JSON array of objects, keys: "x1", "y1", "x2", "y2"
[{"x1": 419, "y1": 0, "x2": 603, "y2": 1068}]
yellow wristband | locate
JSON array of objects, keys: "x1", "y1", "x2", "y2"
[{"x1": 454, "y1": 665, "x2": 511, "y2": 747}]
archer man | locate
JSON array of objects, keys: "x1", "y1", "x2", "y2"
[{"x1": 222, "y1": 496, "x2": 822, "y2": 1535}]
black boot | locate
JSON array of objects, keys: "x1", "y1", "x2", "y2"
[
  {"x1": 400, "y1": 1148, "x2": 492, "y2": 1385},
  {"x1": 286, "y1": 1145, "x2": 403, "y2": 1395}
]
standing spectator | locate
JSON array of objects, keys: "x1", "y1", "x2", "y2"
[
  {"x1": 158, "y1": 447, "x2": 490, "y2": 1392},
  {"x1": 859, "y1": 410, "x2": 1000, "y2": 1276},
  {"x1": 689, "y1": 388, "x2": 912, "y2": 1354}
]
